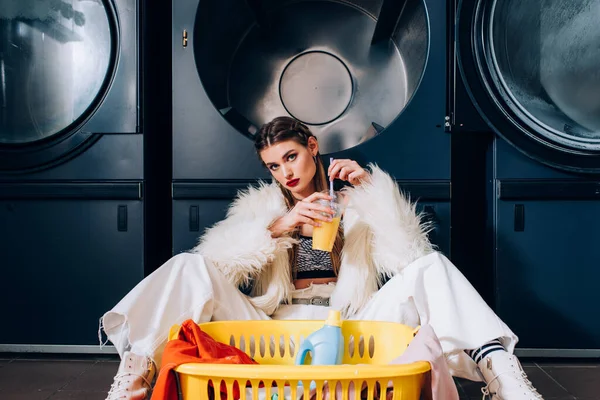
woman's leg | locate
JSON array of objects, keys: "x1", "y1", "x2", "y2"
[
  {"x1": 101, "y1": 252, "x2": 268, "y2": 400},
  {"x1": 351, "y1": 252, "x2": 542, "y2": 399},
  {"x1": 352, "y1": 252, "x2": 515, "y2": 378}
]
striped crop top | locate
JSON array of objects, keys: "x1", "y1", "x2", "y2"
[{"x1": 295, "y1": 235, "x2": 336, "y2": 279}]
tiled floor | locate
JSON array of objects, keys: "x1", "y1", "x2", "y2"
[{"x1": 0, "y1": 355, "x2": 598, "y2": 399}]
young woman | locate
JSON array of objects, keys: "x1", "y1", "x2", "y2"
[{"x1": 102, "y1": 117, "x2": 542, "y2": 400}]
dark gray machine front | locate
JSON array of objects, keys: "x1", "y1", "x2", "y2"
[
  {"x1": 0, "y1": 0, "x2": 144, "y2": 347},
  {"x1": 455, "y1": 0, "x2": 600, "y2": 352},
  {"x1": 172, "y1": 0, "x2": 451, "y2": 257}
]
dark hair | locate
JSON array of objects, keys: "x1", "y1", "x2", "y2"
[{"x1": 255, "y1": 116, "x2": 344, "y2": 276}]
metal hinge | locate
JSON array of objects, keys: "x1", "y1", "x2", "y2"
[
  {"x1": 444, "y1": 114, "x2": 452, "y2": 133},
  {"x1": 182, "y1": 29, "x2": 188, "y2": 47}
]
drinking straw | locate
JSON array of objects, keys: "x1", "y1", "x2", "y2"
[{"x1": 329, "y1": 157, "x2": 335, "y2": 208}]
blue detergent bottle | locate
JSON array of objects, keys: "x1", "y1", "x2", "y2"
[{"x1": 295, "y1": 310, "x2": 344, "y2": 366}]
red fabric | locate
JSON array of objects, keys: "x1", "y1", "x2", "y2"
[{"x1": 151, "y1": 319, "x2": 257, "y2": 400}]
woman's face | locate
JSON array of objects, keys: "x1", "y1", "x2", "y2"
[{"x1": 260, "y1": 137, "x2": 319, "y2": 199}]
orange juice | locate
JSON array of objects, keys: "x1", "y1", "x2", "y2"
[{"x1": 312, "y1": 216, "x2": 341, "y2": 252}]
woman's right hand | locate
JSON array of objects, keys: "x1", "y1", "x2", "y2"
[{"x1": 269, "y1": 192, "x2": 334, "y2": 237}]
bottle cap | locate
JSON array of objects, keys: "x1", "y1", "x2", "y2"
[{"x1": 325, "y1": 309, "x2": 342, "y2": 327}]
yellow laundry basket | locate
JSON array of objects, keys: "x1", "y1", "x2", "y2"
[{"x1": 168, "y1": 320, "x2": 430, "y2": 400}]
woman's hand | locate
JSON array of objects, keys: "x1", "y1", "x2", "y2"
[
  {"x1": 328, "y1": 159, "x2": 370, "y2": 186},
  {"x1": 268, "y1": 192, "x2": 334, "y2": 237}
]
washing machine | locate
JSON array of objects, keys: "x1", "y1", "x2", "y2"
[
  {"x1": 453, "y1": 0, "x2": 600, "y2": 354},
  {"x1": 172, "y1": 0, "x2": 451, "y2": 260},
  {"x1": 0, "y1": 0, "x2": 143, "y2": 350}
]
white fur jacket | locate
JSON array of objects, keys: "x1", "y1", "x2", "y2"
[{"x1": 191, "y1": 164, "x2": 434, "y2": 317}]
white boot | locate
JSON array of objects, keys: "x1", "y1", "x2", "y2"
[
  {"x1": 106, "y1": 351, "x2": 156, "y2": 400},
  {"x1": 478, "y1": 352, "x2": 543, "y2": 400}
]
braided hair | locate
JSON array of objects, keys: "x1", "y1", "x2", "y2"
[{"x1": 255, "y1": 116, "x2": 344, "y2": 276}]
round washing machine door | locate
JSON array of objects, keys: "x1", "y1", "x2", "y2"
[
  {"x1": 457, "y1": 0, "x2": 600, "y2": 173},
  {"x1": 0, "y1": 0, "x2": 120, "y2": 173},
  {"x1": 192, "y1": 0, "x2": 430, "y2": 154}
]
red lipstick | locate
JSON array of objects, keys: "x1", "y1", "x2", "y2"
[{"x1": 286, "y1": 178, "x2": 300, "y2": 187}]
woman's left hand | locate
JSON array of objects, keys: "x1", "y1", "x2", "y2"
[{"x1": 328, "y1": 159, "x2": 370, "y2": 186}]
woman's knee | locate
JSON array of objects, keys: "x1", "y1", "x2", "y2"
[
  {"x1": 171, "y1": 252, "x2": 203, "y2": 264},
  {"x1": 166, "y1": 252, "x2": 210, "y2": 276}
]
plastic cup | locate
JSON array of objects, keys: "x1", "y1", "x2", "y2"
[{"x1": 312, "y1": 194, "x2": 344, "y2": 252}]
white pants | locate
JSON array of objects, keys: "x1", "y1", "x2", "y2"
[{"x1": 100, "y1": 252, "x2": 516, "y2": 381}]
